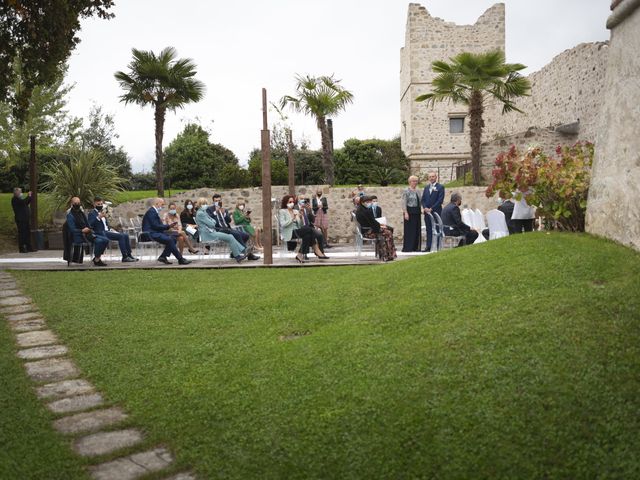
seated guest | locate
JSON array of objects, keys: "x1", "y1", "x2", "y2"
[
  {"x1": 355, "y1": 195, "x2": 397, "y2": 262},
  {"x1": 297, "y1": 194, "x2": 329, "y2": 259},
  {"x1": 206, "y1": 193, "x2": 259, "y2": 260},
  {"x1": 142, "y1": 198, "x2": 192, "y2": 265},
  {"x1": 88, "y1": 196, "x2": 138, "y2": 263},
  {"x1": 370, "y1": 195, "x2": 383, "y2": 218},
  {"x1": 440, "y1": 192, "x2": 479, "y2": 247},
  {"x1": 194, "y1": 198, "x2": 247, "y2": 263},
  {"x1": 180, "y1": 199, "x2": 199, "y2": 241},
  {"x1": 163, "y1": 202, "x2": 198, "y2": 255},
  {"x1": 67, "y1": 196, "x2": 109, "y2": 266},
  {"x1": 232, "y1": 198, "x2": 263, "y2": 250},
  {"x1": 278, "y1": 194, "x2": 326, "y2": 263},
  {"x1": 498, "y1": 197, "x2": 516, "y2": 234}
]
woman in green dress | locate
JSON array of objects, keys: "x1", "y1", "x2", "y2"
[{"x1": 232, "y1": 198, "x2": 263, "y2": 250}]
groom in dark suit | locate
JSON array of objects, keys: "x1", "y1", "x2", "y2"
[
  {"x1": 142, "y1": 198, "x2": 192, "y2": 265},
  {"x1": 421, "y1": 171, "x2": 445, "y2": 252}
]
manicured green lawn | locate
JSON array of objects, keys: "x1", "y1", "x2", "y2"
[{"x1": 5, "y1": 233, "x2": 640, "y2": 479}]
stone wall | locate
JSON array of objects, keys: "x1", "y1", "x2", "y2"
[
  {"x1": 586, "y1": 0, "x2": 640, "y2": 251},
  {"x1": 400, "y1": 3, "x2": 505, "y2": 179},
  {"x1": 111, "y1": 185, "x2": 498, "y2": 244}
]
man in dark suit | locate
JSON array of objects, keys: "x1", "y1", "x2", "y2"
[
  {"x1": 370, "y1": 195, "x2": 383, "y2": 218},
  {"x1": 88, "y1": 196, "x2": 138, "y2": 263},
  {"x1": 421, "y1": 172, "x2": 445, "y2": 252},
  {"x1": 440, "y1": 192, "x2": 478, "y2": 247},
  {"x1": 11, "y1": 187, "x2": 34, "y2": 253},
  {"x1": 142, "y1": 198, "x2": 192, "y2": 265},
  {"x1": 498, "y1": 198, "x2": 516, "y2": 234},
  {"x1": 206, "y1": 193, "x2": 259, "y2": 260}
]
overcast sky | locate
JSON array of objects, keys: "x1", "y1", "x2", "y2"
[{"x1": 64, "y1": 0, "x2": 611, "y2": 172}]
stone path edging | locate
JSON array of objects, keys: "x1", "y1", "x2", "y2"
[{"x1": 0, "y1": 270, "x2": 195, "y2": 480}]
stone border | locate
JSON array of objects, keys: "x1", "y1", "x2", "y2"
[{"x1": 0, "y1": 271, "x2": 195, "y2": 480}]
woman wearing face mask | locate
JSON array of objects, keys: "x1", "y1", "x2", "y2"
[
  {"x1": 311, "y1": 190, "x2": 330, "y2": 247},
  {"x1": 232, "y1": 198, "x2": 263, "y2": 250},
  {"x1": 355, "y1": 195, "x2": 397, "y2": 262},
  {"x1": 180, "y1": 199, "x2": 199, "y2": 242},
  {"x1": 163, "y1": 202, "x2": 198, "y2": 255},
  {"x1": 278, "y1": 194, "x2": 326, "y2": 263}
]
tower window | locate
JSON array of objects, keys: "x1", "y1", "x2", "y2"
[{"x1": 449, "y1": 117, "x2": 465, "y2": 134}]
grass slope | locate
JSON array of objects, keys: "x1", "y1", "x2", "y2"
[{"x1": 9, "y1": 232, "x2": 640, "y2": 479}]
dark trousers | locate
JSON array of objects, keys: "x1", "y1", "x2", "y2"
[
  {"x1": 105, "y1": 230, "x2": 132, "y2": 257},
  {"x1": 220, "y1": 227, "x2": 249, "y2": 247},
  {"x1": 512, "y1": 219, "x2": 534, "y2": 233},
  {"x1": 403, "y1": 207, "x2": 421, "y2": 252},
  {"x1": 91, "y1": 236, "x2": 110, "y2": 257},
  {"x1": 447, "y1": 229, "x2": 479, "y2": 247},
  {"x1": 16, "y1": 220, "x2": 32, "y2": 252},
  {"x1": 150, "y1": 232, "x2": 183, "y2": 260},
  {"x1": 292, "y1": 226, "x2": 316, "y2": 254}
]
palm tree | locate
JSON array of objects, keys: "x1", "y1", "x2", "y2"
[
  {"x1": 416, "y1": 50, "x2": 531, "y2": 185},
  {"x1": 114, "y1": 47, "x2": 205, "y2": 196},
  {"x1": 280, "y1": 75, "x2": 353, "y2": 186}
]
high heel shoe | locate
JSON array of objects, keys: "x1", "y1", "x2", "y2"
[
  {"x1": 188, "y1": 248, "x2": 199, "y2": 254},
  {"x1": 295, "y1": 253, "x2": 305, "y2": 263},
  {"x1": 313, "y1": 246, "x2": 329, "y2": 259}
]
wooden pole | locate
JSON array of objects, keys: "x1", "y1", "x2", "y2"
[
  {"x1": 286, "y1": 129, "x2": 295, "y2": 196},
  {"x1": 261, "y1": 88, "x2": 273, "y2": 265},
  {"x1": 29, "y1": 135, "x2": 39, "y2": 250}
]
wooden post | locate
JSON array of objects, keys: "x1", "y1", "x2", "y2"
[
  {"x1": 29, "y1": 134, "x2": 39, "y2": 223},
  {"x1": 261, "y1": 88, "x2": 273, "y2": 265},
  {"x1": 286, "y1": 129, "x2": 295, "y2": 196}
]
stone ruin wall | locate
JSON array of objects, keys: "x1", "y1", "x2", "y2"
[
  {"x1": 111, "y1": 185, "x2": 498, "y2": 244},
  {"x1": 400, "y1": 3, "x2": 505, "y2": 181}
]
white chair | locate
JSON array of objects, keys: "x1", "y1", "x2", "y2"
[
  {"x1": 470, "y1": 209, "x2": 487, "y2": 244},
  {"x1": 434, "y1": 211, "x2": 465, "y2": 249},
  {"x1": 486, "y1": 209, "x2": 510, "y2": 240},
  {"x1": 352, "y1": 212, "x2": 379, "y2": 258},
  {"x1": 461, "y1": 208, "x2": 474, "y2": 228},
  {"x1": 276, "y1": 214, "x2": 300, "y2": 259},
  {"x1": 424, "y1": 212, "x2": 441, "y2": 252}
]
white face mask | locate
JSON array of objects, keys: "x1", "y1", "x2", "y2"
[
  {"x1": 169, "y1": 209, "x2": 177, "y2": 215},
  {"x1": 238, "y1": 205, "x2": 245, "y2": 211},
  {"x1": 287, "y1": 202, "x2": 294, "y2": 209},
  {"x1": 186, "y1": 204, "x2": 193, "y2": 210},
  {"x1": 372, "y1": 202, "x2": 378, "y2": 207}
]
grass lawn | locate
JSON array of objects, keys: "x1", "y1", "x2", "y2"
[{"x1": 4, "y1": 233, "x2": 640, "y2": 479}]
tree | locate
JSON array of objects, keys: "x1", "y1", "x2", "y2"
[
  {"x1": 163, "y1": 123, "x2": 241, "y2": 189},
  {"x1": 334, "y1": 137, "x2": 409, "y2": 185},
  {"x1": 77, "y1": 104, "x2": 132, "y2": 179},
  {"x1": 416, "y1": 50, "x2": 531, "y2": 185},
  {"x1": 0, "y1": 0, "x2": 114, "y2": 123},
  {"x1": 42, "y1": 149, "x2": 126, "y2": 209},
  {"x1": 114, "y1": 47, "x2": 205, "y2": 197},
  {"x1": 280, "y1": 74, "x2": 353, "y2": 186}
]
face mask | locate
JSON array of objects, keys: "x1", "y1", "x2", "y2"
[
  {"x1": 186, "y1": 204, "x2": 193, "y2": 210},
  {"x1": 364, "y1": 203, "x2": 372, "y2": 208},
  {"x1": 169, "y1": 209, "x2": 177, "y2": 215},
  {"x1": 95, "y1": 205, "x2": 103, "y2": 211},
  {"x1": 317, "y1": 193, "x2": 322, "y2": 197},
  {"x1": 72, "y1": 204, "x2": 81, "y2": 210},
  {"x1": 287, "y1": 202, "x2": 294, "y2": 209},
  {"x1": 213, "y1": 201, "x2": 219, "y2": 207},
  {"x1": 239, "y1": 205, "x2": 245, "y2": 211},
  {"x1": 372, "y1": 202, "x2": 378, "y2": 207},
  {"x1": 299, "y1": 200, "x2": 306, "y2": 206},
  {"x1": 157, "y1": 206, "x2": 163, "y2": 211}
]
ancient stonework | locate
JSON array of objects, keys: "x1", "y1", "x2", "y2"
[{"x1": 586, "y1": 0, "x2": 640, "y2": 251}]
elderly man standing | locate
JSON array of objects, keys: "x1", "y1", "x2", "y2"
[
  {"x1": 11, "y1": 187, "x2": 34, "y2": 253},
  {"x1": 441, "y1": 192, "x2": 478, "y2": 247},
  {"x1": 421, "y1": 171, "x2": 445, "y2": 252},
  {"x1": 142, "y1": 198, "x2": 192, "y2": 265}
]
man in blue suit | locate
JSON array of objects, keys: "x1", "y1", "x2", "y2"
[
  {"x1": 142, "y1": 198, "x2": 192, "y2": 265},
  {"x1": 88, "y1": 196, "x2": 138, "y2": 263},
  {"x1": 421, "y1": 171, "x2": 445, "y2": 252}
]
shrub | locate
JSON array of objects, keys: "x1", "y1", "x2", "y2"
[{"x1": 486, "y1": 142, "x2": 593, "y2": 231}]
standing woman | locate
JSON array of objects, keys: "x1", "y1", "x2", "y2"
[
  {"x1": 233, "y1": 198, "x2": 263, "y2": 250},
  {"x1": 401, "y1": 175, "x2": 422, "y2": 252},
  {"x1": 312, "y1": 189, "x2": 330, "y2": 247}
]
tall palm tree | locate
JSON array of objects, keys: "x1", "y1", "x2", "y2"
[
  {"x1": 280, "y1": 75, "x2": 353, "y2": 186},
  {"x1": 114, "y1": 47, "x2": 205, "y2": 196},
  {"x1": 416, "y1": 50, "x2": 531, "y2": 185}
]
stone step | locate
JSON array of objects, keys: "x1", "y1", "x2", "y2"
[
  {"x1": 47, "y1": 392, "x2": 103, "y2": 414},
  {"x1": 90, "y1": 447, "x2": 173, "y2": 480},
  {"x1": 18, "y1": 345, "x2": 68, "y2": 360},
  {"x1": 10, "y1": 318, "x2": 46, "y2": 332},
  {"x1": 0, "y1": 295, "x2": 32, "y2": 306},
  {"x1": 0, "y1": 289, "x2": 21, "y2": 298},
  {"x1": 36, "y1": 379, "x2": 95, "y2": 400},
  {"x1": 16, "y1": 329, "x2": 58, "y2": 348},
  {"x1": 0, "y1": 303, "x2": 39, "y2": 315},
  {"x1": 53, "y1": 407, "x2": 128, "y2": 435},
  {"x1": 5, "y1": 311, "x2": 42, "y2": 322},
  {"x1": 74, "y1": 428, "x2": 143, "y2": 457},
  {"x1": 24, "y1": 357, "x2": 79, "y2": 383}
]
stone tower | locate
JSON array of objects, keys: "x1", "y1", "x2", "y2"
[{"x1": 400, "y1": 3, "x2": 505, "y2": 181}]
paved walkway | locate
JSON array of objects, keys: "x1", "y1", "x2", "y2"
[
  {"x1": 0, "y1": 244, "x2": 430, "y2": 270},
  {"x1": 0, "y1": 270, "x2": 196, "y2": 480}
]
